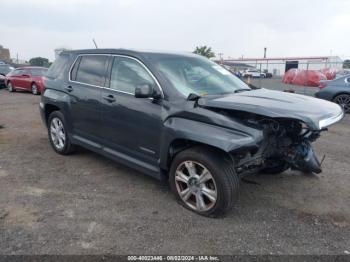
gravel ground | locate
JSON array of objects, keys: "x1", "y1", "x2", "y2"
[{"x1": 0, "y1": 88, "x2": 349, "y2": 255}]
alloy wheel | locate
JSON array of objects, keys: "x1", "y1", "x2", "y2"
[
  {"x1": 50, "y1": 117, "x2": 66, "y2": 150},
  {"x1": 334, "y1": 94, "x2": 350, "y2": 113},
  {"x1": 8, "y1": 82, "x2": 13, "y2": 92},
  {"x1": 32, "y1": 84, "x2": 38, "y2": 95},
  {"x1": 174, "y1": 161, "x2": 217, "y2": 212}
]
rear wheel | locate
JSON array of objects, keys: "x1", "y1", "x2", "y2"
[
  {"x1": 7, "y1": 82, "x2": 15, "y2": 92},
  {"x1": 31, "y1": 83, "x2": 39, "y2": 95},
  {"x1": 333, "y1": 94, "x2": 350, "y2": 113},
  {"x1": 48, "y1": 111, "x2": 75, "y2": 155},
  {"x1": 169, "y1": 146, "x2": 239, "y2": 217}
]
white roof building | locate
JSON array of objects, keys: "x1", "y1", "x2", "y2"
[{"x1": 220, "y1": 56, "x2": 343, "y2": 76}]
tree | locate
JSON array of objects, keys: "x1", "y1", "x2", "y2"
[
  {"x1": 193, "y1": 46, "x2": 215, "y2": 59},
  {"x1": 29, "y1": 57, "x2": 50, "y2": 67},
  {"x1": 343, "y1": 60, "x2": 350, "y2": 69}
]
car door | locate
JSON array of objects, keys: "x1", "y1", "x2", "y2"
[
  {"x1": 19, "y1": 69, "x2": 32, "y2": 90},
  {"x1": 10, "y1": 69, "x2": 24, "y2": 88},
  {"x1": 68, "y1": 54, "x2": 109, "y2": 142},
  {"x1": 100, "y1": 55, "x2": 163, "y2": 172}
]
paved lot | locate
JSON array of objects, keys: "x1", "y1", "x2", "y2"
[
  {"x1": 0, "y1": 89, "x2": 349, "y2": 255},
  {"x1": 251, "y1": 77, "x2": 319, "y2": 97}
]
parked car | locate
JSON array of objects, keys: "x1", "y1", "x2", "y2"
[
  {"x1": 5, "y1": 66, "x2": 48, "y2": 95},
  {"x1": 242, "y1": 69, "x2": 263, "y2": 78},
  {"x1": 263, "y1": 69, "x2": 273, "y2": 78},
  {"x1": 0, "y1": 63, "x2": 14, "y2": 75},
  {"x1": 0, "y1": 74, "x2": 5, "y2": 89},
  {"x1": 0, "y1": 64, "x2": 14, "y2": 88},
  {"x1": 40, "y1": 49, "x2": 343, "y2": 216},
  {"x1": 315, "y1": 75, "x2": 350, "y2": 113}
]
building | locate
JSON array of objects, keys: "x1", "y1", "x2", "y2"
[
  {"x1": 219, "y1": 56, "x2": 343, "y2": 76},
  {"x1": 0, "y1": 45, "x2": 11, "y2": 63}
]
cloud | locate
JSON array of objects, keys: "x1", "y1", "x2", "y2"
[{"x1": 0, "y1": 0, "x2": 349, "y2": 61}]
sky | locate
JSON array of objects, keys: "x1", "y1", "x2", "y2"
[{"x1": 0, "y1": 0, "x2": 349, "y2": 62}]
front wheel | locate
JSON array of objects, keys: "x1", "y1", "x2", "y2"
[
  {"x1": 31, "y1": 83, "x2": 39, "y2": 95},
  {"x1": 7, "y1": 82, "x2": 15, "y2": 92},
  {"x1": 169, "y1": 146, "x2": 239, "y2": 217}
]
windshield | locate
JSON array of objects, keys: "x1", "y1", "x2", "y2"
[{"x1": 153, "y1": 55, "x2": 250, "y2": 97}]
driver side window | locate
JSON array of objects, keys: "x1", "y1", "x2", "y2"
[
  {"x1": 13, "y1": 69, "x2": 24, "y2": 76},
  {"x1": 109, "y1": 57, "x2": 156, "y2": 94}
]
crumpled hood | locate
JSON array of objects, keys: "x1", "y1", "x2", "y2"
[{"x1": 197, "y1": 88, "x2": 343, "y2": 130}]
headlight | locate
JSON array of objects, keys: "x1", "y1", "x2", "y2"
[{"x1": 318, "y1": 111, "x2": 344, "y2": 129}]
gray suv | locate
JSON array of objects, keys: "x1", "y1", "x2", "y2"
[{"x1": 40, "y1": 49, "x2": 343, "y2": 216}]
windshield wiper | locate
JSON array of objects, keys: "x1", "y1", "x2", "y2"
[{"x1": 234, "y1": 88, "x2": 250, "y2": 93}]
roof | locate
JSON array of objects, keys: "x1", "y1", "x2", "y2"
[{"x1": 63, "y1": 48, "x2": 199, "y2": 58}]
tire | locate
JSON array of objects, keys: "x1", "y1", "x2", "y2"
[
  {"x1": 169, "y1": 146, "x2": 239, "y2": 217},
  {"x1": 7, "y1": 82, "x2": 15, "y2": 92},
  {"x1": 48, "y1": 111, "x2": 75, "y2": 155},
  {"x1": 260, "y1": 160, "x2": 290, "y2": 175},
  {"x1": 333, "y1": 94, "x2": 350, "y2": 113},
  {"x1": 31, "y1": 83, "x2": 39, "y2": 95}
]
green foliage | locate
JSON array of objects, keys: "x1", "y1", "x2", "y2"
[
  {"x1": 193, "y1": 46, "x2": 215, "y2": 59},
  {"x1": 29, "y1": 57, "x2": 50, "y2": 67},
  {"x1": 343, "y1": 60, "x2": 350, "y2": 69}
]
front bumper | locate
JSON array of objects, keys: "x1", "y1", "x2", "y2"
[{"x1": 318, "y1": 110, "x2": 344, "y2": 129}]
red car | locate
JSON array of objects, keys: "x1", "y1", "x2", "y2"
[{"x1": 6, "y1": 66, "x2": 48, "y2": 95}]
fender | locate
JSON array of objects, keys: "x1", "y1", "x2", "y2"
[
  {"x1": 41, "y1": 89, "x2": 73, "y2": 132},
  {"x1": 159, "y1": 117, "x2": 263, "y2": 169}
]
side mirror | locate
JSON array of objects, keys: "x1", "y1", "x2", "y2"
[
  {"x1": 135, "y1": 83, "x2": 156, "y2": 98},
  {"x1": 22, "y1": 74, "x2": 30, "y2": 78}
]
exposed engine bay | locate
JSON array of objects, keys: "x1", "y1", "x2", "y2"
[{"x1": 229, "y1": 113, "x2": 324, "y2": 177}]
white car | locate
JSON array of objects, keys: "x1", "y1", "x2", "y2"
[{"x1": 242, "y1": 69, "x2": 265, "y2": 78}]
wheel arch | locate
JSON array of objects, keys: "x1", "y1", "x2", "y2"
[
  {"x1": 332, "y1": 91, "x2": 350, "y2": 100},
  {"x1": 160, "y1": 117, "x2": 260, "y2": 171},
  {"x1": 165, "y1": 138, "x2": 232, "y2": 170},
  {"x1": 44, "y1": 104, "x2": 61, "y2": 125}
]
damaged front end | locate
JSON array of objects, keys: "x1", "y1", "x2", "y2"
[
  {"x1": 232, "y1": 116, "x2": 325, "y2": 176},
  {"x1": 195, "y1": 88, "x2": 344, "y2": 176}
]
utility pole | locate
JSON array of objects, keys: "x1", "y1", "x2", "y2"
[
  {"x1": 264, "y1": 47, "x2": 267, "y2": 58},
  {"x1": 218, "y1": 53, "x2": 224, "y2": 64}
]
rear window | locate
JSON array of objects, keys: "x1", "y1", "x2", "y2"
[
  {"x1": 73, "y1": 55, "x2": 109, "y2": 86},
  {"x1": 30, "y1": 68, "x2": 48, "y2": 76},
  {"x1": 47, "y1": 54, "x2": 69, "y2": 79}
]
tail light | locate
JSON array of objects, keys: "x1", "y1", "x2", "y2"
[{"x1": 319, "y1": 81, "x2": 327, "y2": 89}]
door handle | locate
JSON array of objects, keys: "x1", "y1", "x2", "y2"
[
  {"x1": 103, "y1": 94, "x2": 116, "y2": 102},
  {"x1": 65, "y1": 86, "x2": 73, "y2": 92}
]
